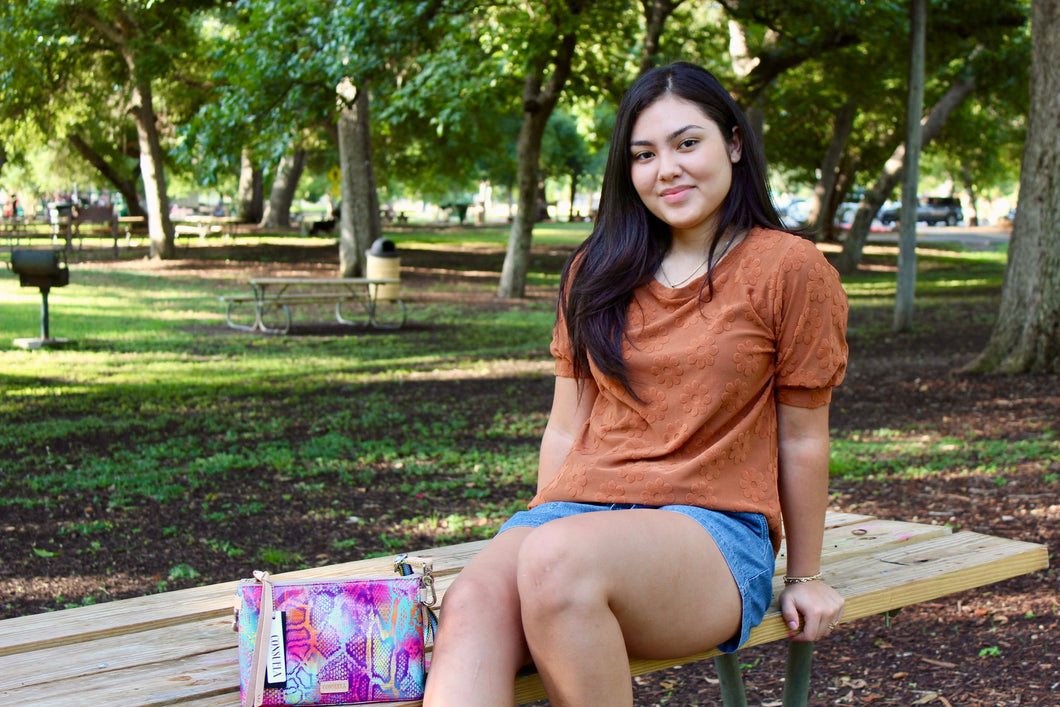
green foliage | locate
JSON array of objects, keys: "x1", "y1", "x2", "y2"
[
  {"x1": 0, "y1": 0, "x2": 216, "y2": 181},
  {"x1": 168, "y1": 563, "x2": 201, "y2": 581},
  {"x1": 256, "y1": 548, "x2": 303, "y2": 569},
  {"x1": 2, "y1": 0, "x2": 1031, "y2": 236}
]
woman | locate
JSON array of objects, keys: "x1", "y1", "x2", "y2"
[{"x1": 423, "y1": 62, "x2": 848, "y2": 707}]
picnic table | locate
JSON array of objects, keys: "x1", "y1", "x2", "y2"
[
  {"x1": 0, "y1": 511, "x2": 1046, "y2": 706},
  {"x1": 174, "y1": 217, "x2": 240, "y2": 245},
  {"x1": 221, "y1": 276, "x2": 406, "y2": 334}
]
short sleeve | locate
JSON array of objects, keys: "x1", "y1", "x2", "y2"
[
  {"x1": 550, "y1": 307, "x2": 577, "y2": 378},
  {"x1": 773, "y1": 240, "x2": 849, "y2": 407}
]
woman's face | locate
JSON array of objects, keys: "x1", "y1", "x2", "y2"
[{"x1": 629, "y1": 94, "x2": 741, "y2": 241}]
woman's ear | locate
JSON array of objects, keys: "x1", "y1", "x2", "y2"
[{"x1": 729, "y1": 127, "x2": 743, "y2": 163}]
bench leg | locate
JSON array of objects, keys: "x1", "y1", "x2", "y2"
[
  {"x1": 781, "y1": 641, "x2": 815, "y2": 707},
  {"x1": 222, "y1": 299, "x2": 259, "y2": 332},
  {"x1": 256, "y1": 302, "x2": 292, "y2": 334},
  {"x1": 713, "y1": 653, "x2": 748, "y2": 707}
]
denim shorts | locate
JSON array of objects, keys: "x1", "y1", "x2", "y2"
[{"x1": 498, "y1": 501, "x2": 775, "y2": 653}]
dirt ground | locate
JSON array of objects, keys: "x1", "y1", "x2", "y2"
[{"x1": 2, "y1": 241, "x2": 1057, "y2": 706}]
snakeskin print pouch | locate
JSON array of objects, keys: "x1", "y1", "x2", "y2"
[{"x1": 235, "y1": 556, "x2": 435, "y2": 706}]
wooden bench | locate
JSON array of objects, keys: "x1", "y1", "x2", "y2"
[
  {"x1": 220, "y1": 276, "x2": 406, "y2": 334},
  {"x1": 0, "y1": 511, "x2": 1045, "y2": 706},
  {"x1": 72, "y1": 205, "x2": 121, "y2": 255},
  {"x1": 1, "y1": 217, "x2": 75, "y2": 252}
]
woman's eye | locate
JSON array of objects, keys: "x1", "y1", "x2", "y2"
[
  {"x1": 678, "y1": 138, "x2": 699, "y2": 150},
  {"x1": 632, "y1": 150, "x2": 654, "y2": 162}
]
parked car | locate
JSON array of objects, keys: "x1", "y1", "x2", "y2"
[
  {"x1": 779, "y1": 198, "x2": 811, "y2": 227},
  {"x1": 878, "y1": 197, "x2": 963, "y2": 227}
]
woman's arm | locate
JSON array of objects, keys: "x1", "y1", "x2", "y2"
[
  {"x1": 776, "y1": 402, "x2": 845, "y2": 641},
  {"x1": 537, "y1": 376, "x2": 598, "y2": 493}
]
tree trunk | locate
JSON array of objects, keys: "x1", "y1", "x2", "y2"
[
  {"x1": 568, "y1": 171, "x2": 579, "y2": 221},
  {"x1": 67, "y1": 132, "x2": 145, "y2": 218},
  {"x1": 237, "y1": 149, "x2": 264, "y2": 224},
  {"x1": 128, "y1": 77, "x2": 174, "y2": 259},
  {"x1": 805, "y1": 101, "x2": 856, "y2": 235},
  {"x1": 964, "y1": 0, "x2": 1060, "y2": 374},
  {"x1": 894, "y1": 0, "x2": 927, "y2": 333},
  {"x1": 337, "y1": 78, "x2": 382, "y2": 278},
  {"x1": 261, "y1": 148, "x2": 306, "y2": 229},
  {"x1": 497, "y1": 31, "x2": 578, "y2": 299},
  {"x1": 836, "y1": 71, "x2": 976, "y2": 275},
  {"x1": 638, "y1": 0, "x2": 682, "y2": 75},
  {"x1": 728, "y1": 19, "x2": 768, "y2": 144},
  {"x1": 960, "y1": 165, "x2": 980, "y2": 226}
]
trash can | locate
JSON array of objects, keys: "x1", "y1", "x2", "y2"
[{"x1": 365, "y1": 238, "x2": 401, "y2": 301}]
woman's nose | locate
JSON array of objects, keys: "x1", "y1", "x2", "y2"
[{"x1": 657, "y1": 151, "x2": 681, "y2": 180}]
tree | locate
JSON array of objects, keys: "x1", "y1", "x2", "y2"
[
  {"x1": 183, "y1": 0, "x2": 449, "y2": 275},
  {"x1": 638, "y1": 0, "x2": 687, "y2": 75},
  {"x1": 827, "y1": 0, "x2": 1028, "y2": 273},
  {"x1": 67, "y1": 129, "x2": 145, "y2": 218},
  {"x1": 835, "y1": 70, "x2": 978, "y2": 275},
  {"x1": 236, "y1": 149, "x2": 264, "y2": 223},
  {"x1": 542, "y1": 111, "x2": 598, "y2": 221},
  {"x1": 965, "y1": 0, "x2": 1060, "y2": 373},
  {"x1": 894, "y1": 0, "x2": 927, "y2": 333},
  {"x1": 0, "y1": 1, "x2": 214, "y2": 258},
  {"x1": 259, "y1": 147, "x2": 306, "y2": 229},
  {"x1": 337, "y1": 79, "x2": 382, "y2": 276},
  {"x1": 497, "y1": 0, "x2": 585, "y2": 299}
]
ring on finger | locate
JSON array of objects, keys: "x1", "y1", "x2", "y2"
[{"x1": 827, "y1": 622, "x2": 838, "y2": 631}]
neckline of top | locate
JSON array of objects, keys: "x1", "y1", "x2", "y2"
[{"x1": 647, "y1": 228, "x2": 755, "y2": 297}]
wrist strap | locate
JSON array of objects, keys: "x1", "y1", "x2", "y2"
[{"x1": 246, "y1": 570, "x2": 273, "y2": 707}]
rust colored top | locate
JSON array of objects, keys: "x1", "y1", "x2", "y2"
[{"x1": 533, "y1": 227, "x2": 849, "y2": 552}]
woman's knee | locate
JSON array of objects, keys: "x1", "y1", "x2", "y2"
[
  {"x1": 440, "y1": 568, "x2": 520, "y2": 632},
  {"x1": 516, "y1": 522, "x2": 606, "y2": 620}
]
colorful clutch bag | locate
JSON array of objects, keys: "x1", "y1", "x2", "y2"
[{"x1": 234, "y1": 556, "x2": 436, "y2": 706}]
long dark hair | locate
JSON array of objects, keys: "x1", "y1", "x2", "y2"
[{"x1": 560, "y1": 62, "x2": 788, "y2": 397}]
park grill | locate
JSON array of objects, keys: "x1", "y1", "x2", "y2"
[{"x1": 7, "y1": 248, "x2": 70, "y2": 349}]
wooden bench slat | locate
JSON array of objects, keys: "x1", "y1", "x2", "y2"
[
  {"x1": 809, "y1": 517, "x2": 951, "y2": 565},
  {"x1": 0, "y1": 616, "x2": 234, "y2": 692},
  {"x1": 0, "y1": 580, "x2": 241, "y2": 657},
  {"x1": 0, "y1": 647, "x2": 238, "y2": 707}
]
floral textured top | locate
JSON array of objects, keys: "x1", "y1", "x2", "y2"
[{"x1": 532, "y1": 227, "x2": 849, "y2": 553}]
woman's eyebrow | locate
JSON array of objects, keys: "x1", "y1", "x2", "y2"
[{"x1": 630, "y1": 124, "x2": 703, "y2": 147}]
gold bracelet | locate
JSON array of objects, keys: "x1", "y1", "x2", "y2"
[{"x1": 783, "y1": 572, "x2": 823, "y2": 585}]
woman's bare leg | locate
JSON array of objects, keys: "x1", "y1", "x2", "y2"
[
  {"x1": 422, "y1": 527, "x2": 533, "y2": 707},
  {"x1": 516, "y1": 509, "x2": 744, "y2": 707}
]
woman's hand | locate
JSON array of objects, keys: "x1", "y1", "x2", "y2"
[{"x1": 780, "y1": 580, "x2": 845, "y2": 642}]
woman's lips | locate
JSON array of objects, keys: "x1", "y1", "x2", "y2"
[{"x1": 660, "y1": 185, "x2": 693, "y2": 203}]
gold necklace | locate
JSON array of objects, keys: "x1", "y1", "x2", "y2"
[
  {"x1": 659, "y1": 233, "x2": 743, "y2": 288},
  {"x1": 659, "y1": 257, "x2": 709, "y2": 288}
]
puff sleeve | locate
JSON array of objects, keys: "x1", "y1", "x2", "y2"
[
  {"x1": 772, "y1": 239, "x2": 849, "y2": 408},
  {"x1": 550, "y1": 305, "x2": 578, "y2": 378}
]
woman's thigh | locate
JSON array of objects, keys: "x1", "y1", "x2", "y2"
[{"x1": 516, "y1": 508, "x2": 747, "y2": 659}]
